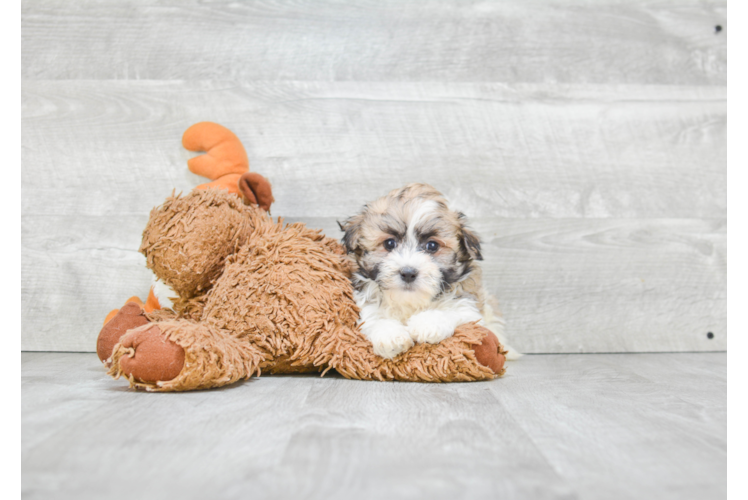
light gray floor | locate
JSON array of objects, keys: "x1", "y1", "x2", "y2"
[{"x1": 22, "y1": 352, "x2": 726, "y2": 500}]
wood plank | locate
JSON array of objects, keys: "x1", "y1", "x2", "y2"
[
  {"x1": 22, "y1": 352, "x2": 727, "y2": 500},
  {"x1": 488, "y1": 352, "x2": 726, "y2": 500},
  {"x1": 520, "y1": 218, "x2": 727, "y2": 351},
  {"x1": 22, "y1": 0, "x2": 726, "y2": 85},
  {"x1": 715, "y1": 0, "x2": 748, "y2": 87},
  {"x1": 22, "y1": 214, "x2": 151, "y2": 351},
  {"x1": 727, "y1": 354, "x2": 748, "y2": 498},
  {"x1": 22, "y1": 352, "x2": 315, "y2": 500},
  {"x1": 245, "y1": 376, "x2": 572, "y2": 499},
  {"x1": 22, "y1": 80, "x2": 726, "y2": 219},
  {"x1": 727, "y1": 89, "x2": 748, "y2": 350},
  {"x1": 22, "y1": 215, "x2": 725, "y2": 353}
]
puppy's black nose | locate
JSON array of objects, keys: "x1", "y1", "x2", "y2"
[{"x1": 400, "y1": 267, "x2": 418, "y2": 284}]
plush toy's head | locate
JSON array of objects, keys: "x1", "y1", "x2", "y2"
[
  {"x1": 138, "y1": 122, "x2": 275, "y2": 302},
  {"x1": 139, "y1": 189, "x2": 267, "y2": 299}
]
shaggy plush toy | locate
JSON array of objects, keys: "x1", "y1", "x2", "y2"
[{"x1": 97, "y1": 123, "x2": 506, "y2": 391}]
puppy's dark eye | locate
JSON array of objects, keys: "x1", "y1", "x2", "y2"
[
  {"x1": 426, "y1": 241, "x2": 440, "y2": 253},
  {"x1": 383, "y1": 238, "x2": 397, "y2": 251}
]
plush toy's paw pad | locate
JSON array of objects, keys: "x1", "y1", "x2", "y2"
[
  {"x1": 472, "y1": 329, "x2": 506, "y2": 375},
  {"x1": 118, "y1": 325, "x2": 185, "y2": 383},
  {"x1": 370, "y1": 325, "x2": 414, "y2": 359},
  {"x1": 97, "y1": 302, "x2": 149, "y2": 362},
  {"x1": 407, "y1": 311, "x2": 455, "y2": 345},
  {"x1": 238, "y1": 172, "x2": 274, "y2": 212}
]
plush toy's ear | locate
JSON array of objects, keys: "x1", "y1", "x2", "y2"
[
  {"x1": 338, "y1": 214, "x2": 364, "y2": 256},
  {"x1": 238, "y1": 172, "x2": 274, "y2": 212},
  {"x1": 458, "y1": 213, "x2": 483, "y2": 261}
]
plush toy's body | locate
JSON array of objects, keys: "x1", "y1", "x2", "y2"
[{"x1": 98, "y1": 123, "x2": 506, "y2": 391}]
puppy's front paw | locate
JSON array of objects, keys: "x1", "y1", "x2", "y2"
[
  {"x1": 407, "y1": 310, "x2": 456, "y2": 344},
  {"x1": 366, "y1": 321, "x2": 414, "y2": 359}
]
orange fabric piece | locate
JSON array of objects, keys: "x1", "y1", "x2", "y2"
[
  {"x1": 183, "y1": 122, "x2": 249, "y2": 181},
  {"x1": 104, "y1": 309, "x2": 119, "y2": 326},
  {"x1": 195, "y1": 173, "x2": 243, "y2": 197},
  {"x1": 183, "y1": 122, "x2": 274, "y2": 211},
  {"x1": 144, "y1": 288, "x2": 162, "y2": 313},
  {"x1": 103, "y1": 296, "x2": 145, "y2": 326}
]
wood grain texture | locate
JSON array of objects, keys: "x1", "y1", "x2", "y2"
[
  {"x1": 22, "y1": 80, "x2": 726, "y2": 219},
  {"x1": 727, "y1": 90, "x2": 748, "y2": 350},
  {"x1": 22, "y1": 352, "x2": 727, "y2": 500},
  {"x1": 22, "y1": 214, "x2": 151, "y2": 351},
  {"x1": 487, "y1": 352, "x2": 726, "y2": 500},
  {"x1": 727, "y1": 350, "x2": 748, "y2": 499},
  {"x1": 21, "y1": 0, "x2": 726, "y2": 84},
  {"x1": 22, "y1": 214, "x2": 725, "y2": 353},
  {"x1": 21, "y1": 1, "x2": 726, "y2": 355},
  {"x1": 715, "y1": 0, "x2": 748, "y2": 87}
]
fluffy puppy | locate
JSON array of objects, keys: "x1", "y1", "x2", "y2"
[{"x1": 339, "y1": 183, "x2": 518, "y2": 360}]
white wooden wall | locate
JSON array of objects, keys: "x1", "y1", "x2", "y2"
[{"x1": 21, "y1": 0, "x2": 726, "y2": 353}]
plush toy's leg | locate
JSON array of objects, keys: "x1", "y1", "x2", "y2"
[
  {"x1": 98, "y1": 289, "x2": 165, "y2": 362},
  {"x1": 115, "y1": 324, "x2": 185, "y2": 383},
  {"x1": 471, "y1": 328, "x2": 507, "y2": 375},
  {"x1": 107, "y1": 320, "x2": 266, "y2": 392},
  {"x1": 97, "y1": 302, "x2": 150, "y2": 362}
]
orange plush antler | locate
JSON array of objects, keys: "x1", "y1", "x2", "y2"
[
  {"x1": 182, "y1": 122, "x2": 248, "y2": 196},
  {"x1": 182, "y1": 122, "x2": 274, "y2": 211}
]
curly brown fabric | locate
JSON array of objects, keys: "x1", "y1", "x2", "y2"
[
  {"x1": 321, "y1": 322, "x2": 502, "y2": 382},
  {"x1": 139, "y1": 189, "x2": 267, "y2": 298},
  {"x1": 200, "y1": 217, "x2": 359, "y2": 374}
]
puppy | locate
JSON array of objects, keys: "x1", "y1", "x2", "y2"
[{"x1": 339, "y1": 183, "x2": 519, "y2": 360}]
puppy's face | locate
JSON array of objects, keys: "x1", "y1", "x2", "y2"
[{"x1": 340, "y1": 184, "x2": 482, "y2": 308}]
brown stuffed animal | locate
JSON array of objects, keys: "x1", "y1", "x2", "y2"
[{"x1": 97, "y1": 123, "x2": 506, "y2": 391}]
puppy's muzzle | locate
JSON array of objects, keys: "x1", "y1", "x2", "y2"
[{"x1": 399, "y1": 267, "x2": 418, "y2": 284}]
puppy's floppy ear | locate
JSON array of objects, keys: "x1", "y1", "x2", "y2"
[
  {"x1": 338, "y1": 213, "x2": 364, "y2": 255},
  {"x1": 458, "y1": 213, "x2": 483, "y2": 261}
]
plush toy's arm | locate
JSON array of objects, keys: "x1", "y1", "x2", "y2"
[{"x1": 323, "y1": 322, "x2": 506, "y2": 382}]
